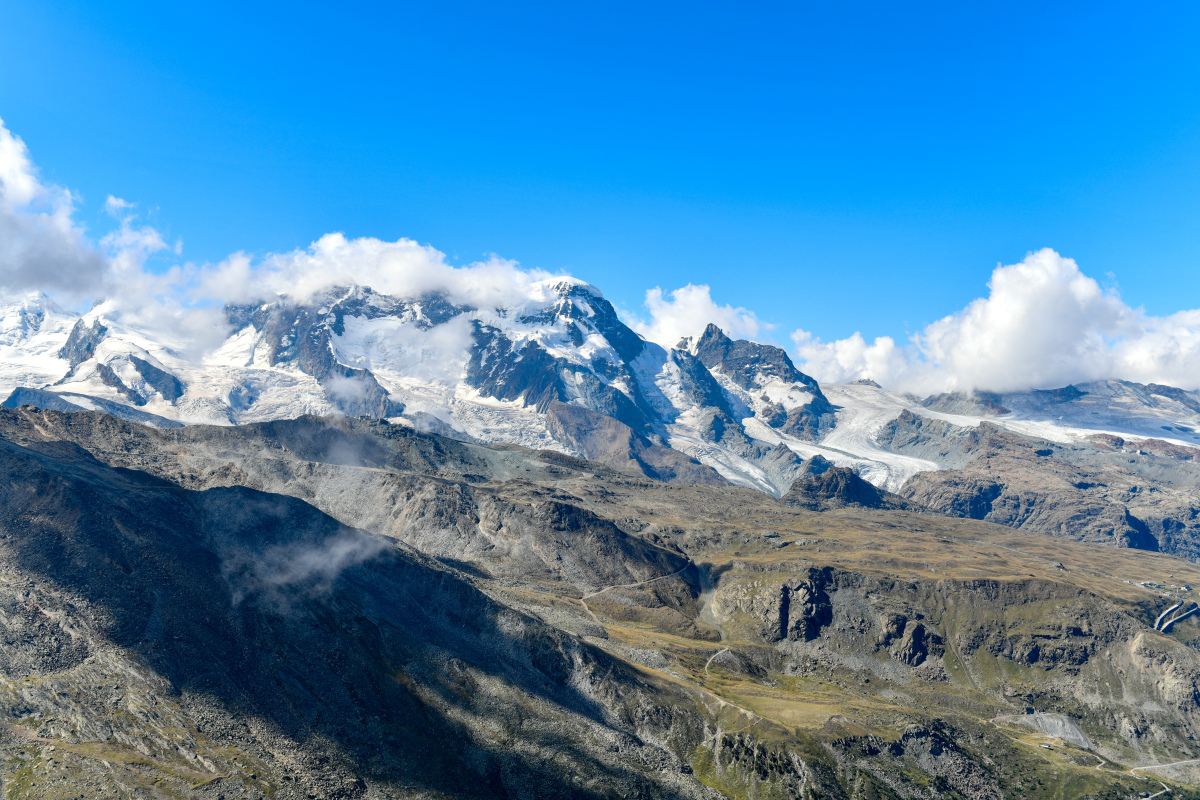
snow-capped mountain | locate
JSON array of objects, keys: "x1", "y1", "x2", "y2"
[
  {"x1": 3, "y1": 279, "x2": 1200, "y2": 497},
  {"x1": 0, "y1": 280, "x2": 838, "y2": 492}
]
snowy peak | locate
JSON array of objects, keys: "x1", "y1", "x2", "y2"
[
  {"x1": 694, "y1": 323, "x2": 818, "y2": 391},
  {"x1": 0, "y1": 291, "x2": 67, "y2": 346},
  {"x1": 0, "y1": 280, "x2": 849, "y2": 495},
  {"x1": 515, "y1": 279, "x2": 645, "y2": 364},
  {"x1": 224, "y1": 286, "x2": 417, "y2": 418},
  {"x1": 691, "y1": 323, "x2": 835, "y2": 441}
]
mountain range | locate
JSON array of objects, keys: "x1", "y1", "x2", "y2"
[
  {"x1": 4, "y1": 278, "x2": 1200, "y2": 558},
  {"x1": 5, "y1": 277, "x2": 1200, "y2": 797}
]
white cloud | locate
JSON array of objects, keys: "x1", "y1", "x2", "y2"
[
  {"x1": 104, "y1": 195, "x2": 134, "y2": 215},
  {"x1": 626, "y1": 283, "x2": 765, "y2": 348},
  {"x1": 7, "y1": 114, "x2": 1200, "y2": 396},
  {"x1": 195, "y1": 233, "x2": 555, "y2": 311},
  {"x1": 0, "y1": 118, "x2": 107, "y2": 298},
  {"x1": 1112, "y1": 309, "x2": 1200, "y2": 389},
  {"x1": 792, "y1": 329, "x2": 914, "y2": 387},
  {"x1": 793, "y1": 248, "x2": 1200, "y2": 393},
  {"x1": 0, "y1": 118, "x2": 560, "y2": 358}
]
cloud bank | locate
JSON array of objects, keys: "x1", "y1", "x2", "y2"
[
  {"x1": 5, "y1": 115, "x2": 1200, "y2": 395},
  {"x1": 626, "y1": 283, "x2": 766, "y2": 348},
  {"x1": 793, "y1": 248, "x2": 1200, "y2": 393},
  {"x1": 0, "y1": 121, "x2": 107, "y2": 298},
  {"x1": 0, "y1": 117, "x2": 555, "y2": 354},
  {"x1": 199, "y1": 234, "x2": 555, "y2": 310}
]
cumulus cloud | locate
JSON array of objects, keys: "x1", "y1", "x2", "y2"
[
  {"x1": 7, "y1": 113, "x2": 1200, "y2": 396},
  {"x1": 1112, "y1": 310, "x2": 1200, "y2": 389},
  {"x1": 792, "y1": 330, "x2": 915, "y2": 388},
  {"x1": 196, "y1": 233, "x2": 555, "y2": 310},
  {"x1": 793, "y1": 248, "x2": 1200, "y2": 393},
  {"x1": 626, "y1": 283, "x2": 766, "y2": 348},
  {"x1": 0, "y1": 117, "x2": 559, "y2": 358},
  {"x1": 0, "y1": 118, "x2": 107, "y2": 297}
]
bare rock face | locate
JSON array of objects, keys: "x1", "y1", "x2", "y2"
[
  {"x1": 128, "y1": 355, "x2": 185, "y2": 401},
  {"x1": 693, "y1": 323, "x2": 835, "y2": 441},
  {"x1": 56, "y1": 318, "x2": 107, "y2": 371},
  {"x1": 891, "y1": 622, "x2": 934, "y2": 666},
  {"x1": 780, "y1": 578, "x2": 834, "y2": 641},
  {"x1": 881, "y1": 409, "x2": 1200, "y2": 557},
  {"x1": 544, "y1": 400, "x2": 726, "y2": 486},
  {"x1": 781, "y1": 458, "x2": 916, "y2": 511},
  {"x1": 711, "y1": 569, "x2": 834, "y2": 643}
]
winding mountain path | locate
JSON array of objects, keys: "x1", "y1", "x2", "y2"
[
  {"x1": 1131, "y1": 757, "x2": 1200, "y2": 776},
  {"x1": 704, "y1": 648, "x2": 729, "y2": 677},
  {"x1": 578, "y1": 565, "x2": 691, "y2": 625}
]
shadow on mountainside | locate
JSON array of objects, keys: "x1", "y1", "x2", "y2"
[{"x1": 0, "y1": 436, "x2": 704, "y2": 799}]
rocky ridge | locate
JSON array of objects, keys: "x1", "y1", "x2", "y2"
[{"x1": 878, "y1": 410, "x2": 1200, "y2": 559}]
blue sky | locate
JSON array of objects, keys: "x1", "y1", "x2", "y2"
[{"x1": 2, "y1": 0, "x2": 1199, "y2": 350}]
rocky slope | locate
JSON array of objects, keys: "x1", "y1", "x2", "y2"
[
  {"x1": 878, "y1": 410, "x2": 1200, "y2": 559},
  {"x1": 0, "y1": 423, "x2": 731, "y2": 799},
  {"x1": 3, "y1": 407, "x2": 1200, "y2": 797}
]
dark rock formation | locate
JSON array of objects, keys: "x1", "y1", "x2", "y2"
[
  {"x1": 1034, "y1": 384, "x2": 1088, "y2": 403},
  {"x1": 879, "y1": 410, "x2": 1200, "y2": 555},
  {"x1": 693, "y1": 324, "x2": 836, "y2": 440},
  {"x1": 781, "y1": 458, "x2": 915, "y2": 511},
  {"x1": 544, "y1": 400, "x2": 725, "y2": 485},
  {"x1": 95, "y1": 362, "x2": 142, "y2": 405},
  {"x1": 56, "y1": 318, "x2": 107, "y2": 370},
  {"x1": 129, "y1": 355, "x2": 185, "y2": 401},
  {"x1": 694, "y1": 323, "x2": 819, "y2": 392}
]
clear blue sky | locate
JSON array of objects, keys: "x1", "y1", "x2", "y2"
[{"x1": 2, "y1": 1, "x2": 1198, "y2": 342}]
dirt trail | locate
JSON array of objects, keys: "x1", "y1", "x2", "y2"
[
  {"x1": 704, "y1": 648, "x2": 729, "y2": 677},
  {"x1": 1131, "y1": 757, "x2": 1200, "y2": 775},
  {"x1": 578, "y1": 565, "x2": 691, "y2": 625}
]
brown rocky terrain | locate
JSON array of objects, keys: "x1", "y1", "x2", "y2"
[
  {"x1": 2, "y1": 407, "x2": 1200, "y2": 798},
  {"x1": 781, "y1": 455, "x2": 918, "y2": 512},
  {"x1": 878, "y1": 410, "x2": 1200, "y2": 558}
]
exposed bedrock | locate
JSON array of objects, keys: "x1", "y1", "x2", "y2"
[
  {"x1": 781, "y1": 456, "x2": 917, "y2": 511},
  {"x1": 709, "y1": 565, "x2": 1200, "y2": 759},
  {"x1": 880, "y1": 409, "x2": 1200, "y2": 557}
]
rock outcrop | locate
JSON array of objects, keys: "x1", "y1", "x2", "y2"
[{"x1": 781, "y1": 456, "x2": 916, "y2": 511}]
